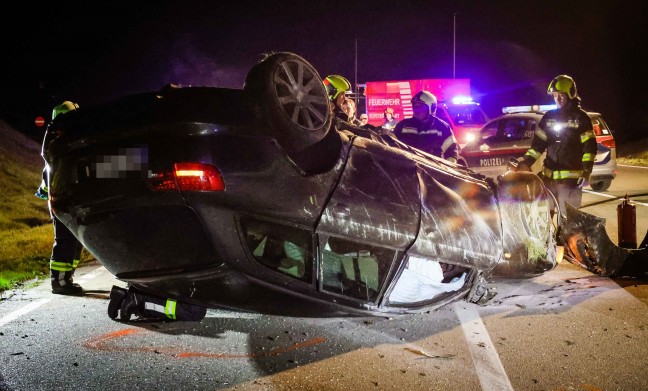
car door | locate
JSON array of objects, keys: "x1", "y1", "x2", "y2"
[
  {"x1": 463, "y1": 115, "x2": 539, "y2": 178},
  {"x1": 316, "y1": 137, "x2": 420, "y2": 303}
]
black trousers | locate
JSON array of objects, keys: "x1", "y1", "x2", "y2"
[{"x1": 50, "y1": 217, "x2": 83, "y2": 285}]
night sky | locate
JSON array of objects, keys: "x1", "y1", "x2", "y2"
[{"x1": 2, "y1": 0, "x2": 647, "y2": 142}]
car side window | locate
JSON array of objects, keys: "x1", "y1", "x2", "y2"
[
  {"x1": 320, "y1": 235, "x2": 395, "y2": 302},
  {"x1": 480, "y1": 123, "x2": 499, "y2": 143},
  {"x1": 388, "y1": 256, "x2": 469, "y2": 305},
  {"x1": 502, "y1": 119, "x2": 525, "y2": 140},
  {"x1": 591, "y1": 116, "x2": 611, "y2": 136},
  {"x1": 525, "y1": 119, "x2": 537, "y2": 139},
  {"x1": 240, "y1": 217, "x2": 313, "y2": 282},
  {"x1": 595, "y1": 116, "x2": 612, "y2": 135}
]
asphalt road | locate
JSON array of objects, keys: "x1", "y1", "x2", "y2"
[
  {"x1": 1, "y1": 165, "x2": 646, "y2": 391},
  {"x1": 582, "y1": 164, "x2": 648, "y2": 247}
]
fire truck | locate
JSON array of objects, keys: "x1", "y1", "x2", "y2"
[{"x1": 360, "y1": 79, "x2": 489, "y2": 147}]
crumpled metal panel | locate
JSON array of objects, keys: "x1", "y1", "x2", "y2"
[
  {"x1": 317, "y1": 137, "x2": 420, "y2": 248},
  {"x1": 560, "y1": 203, "x2": 648, "y2": 277},
  {"x1": 491, "y1": 171, "x2": 558, "y2": 278},
  {"x1": 409, "y1": 165, "x2": 502, "y2": 270}
]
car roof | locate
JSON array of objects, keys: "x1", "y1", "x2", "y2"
[{"x1": 493, "y1": 109, "x2": 604, "y2": 122}]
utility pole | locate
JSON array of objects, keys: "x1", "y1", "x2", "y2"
[
  {"x1": 453, "y1": 12, "x2": 456, "y2": 79},
  {"x1": 354, "y1": 38, "x2": 359, "y2": 105},
  {"x1": 354, "y1": 39, "x2": 358, "y2": 89}
]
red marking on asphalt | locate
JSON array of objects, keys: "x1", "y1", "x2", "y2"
[
  {"x1": 83, "y1": 328, "x2": 326, "y2": 358},
  {"x1": 176, "y1": 337, "x2": 326, "y2": 358}
]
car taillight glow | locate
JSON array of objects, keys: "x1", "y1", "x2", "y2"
[
  {"x1": 148, "y1": 162, "x2": 225, "y2": 192},
  {"x1": 599, "y1": 138, "x2": 616, "y2": 149},
  {"x1": 174, "y1": 163, "x2": 225, "y2": 191}
]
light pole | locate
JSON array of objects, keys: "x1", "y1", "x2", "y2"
[{"x1": 453, "y1": 12, "x2": 456, "y2": 79}]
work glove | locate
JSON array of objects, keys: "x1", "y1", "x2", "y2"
[
  {"x1": 34, "y1": 187, "x2": 48, "y2": 200},
  {"x1": 509, "y1": 157, "x2": 530, "y2": 172},
  {"x1": 576, "y1": 173, "x2": 590, "y2": 189}
]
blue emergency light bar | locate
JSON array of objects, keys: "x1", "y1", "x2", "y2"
[
  {"x1": 502, "y1": 104, "x2": 557, "y2": 114},
  {"x1": 450, "y1": 96, "x2": 475, "y2": 105}
]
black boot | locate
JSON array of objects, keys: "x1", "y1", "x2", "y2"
[
  {"x1": 51, "y1": 280, "x2": 84, "y2": 296},
  {"x1": 51, "y1": 270, "x2": 84, "y2": 296},
  {"x1": 107, "y1": 286, "x2": 127, "y2": 319}
]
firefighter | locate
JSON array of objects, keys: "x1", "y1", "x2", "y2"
[
  {"x1": 381, "y1": 107, "x2": 397, "y2": 133},
  {"x1": 323, "y1": 74, "x2": 355, "y2": 123},
  {"x1": 37, "y1": 101, "x2": 86, "y2": 295},
  {"x1": 323, "y1": 74, "x2": 386, "y2": 144},
  {"x1": 392, "y1": 91, "x2": 459, "y2": 163},
  {"x1": 108, "y1": 285, "x2": 207, "y2": 322},
  {"x1": 341, "y1": 97, "x2": 363, "y2": 126},
  {"x1": 518, "y1": 75, "x2": 597, "y2": 214}
]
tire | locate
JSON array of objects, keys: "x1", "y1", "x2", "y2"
[
  {"x1": 590, "y1": 180, "x2": 611, "y2": 191},
  {"x1": 244, "y1": 52, "x2": 332, "y2": 151}
]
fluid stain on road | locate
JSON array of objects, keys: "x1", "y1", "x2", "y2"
[{"x1": 83, "y1": 328, "x2": 326, "y2": 358}]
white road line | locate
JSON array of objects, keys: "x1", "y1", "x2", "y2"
[
  {"x1": 618, "y1": 164, "x2": 648, "y2": 169},
  {"x1": 453, "y1": 302, "x2": 514, "y2": 391},
  {"x1": 0, "y1": 266, "x2": 107, "y2": 327},
  {"x1": 0, "y1": 298, "x2": 51, "y2": 327},
  {"x1": 204, "y1": 310, "x2": 261, "y2": 319},
  {"x1": 583, "y1": 189, "x2": 648, "y2": 207}
]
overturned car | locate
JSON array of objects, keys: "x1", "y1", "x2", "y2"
[{"x1": 45, "y1": 52, "x2": 563, "y2": 316}]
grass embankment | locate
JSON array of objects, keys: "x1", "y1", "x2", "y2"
[
  {"x1": 0, "y1": 121, "x2": 51, "y2": 290},
  {"x1": 617, "y1": 138, "x2": 648, "y2": 166},
  {"x1": 0, "y1": 120, "x2": 93, "y2": 293}
]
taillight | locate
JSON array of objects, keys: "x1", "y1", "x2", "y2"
[
  {"x1": 599, "y1": 138, "x2": 615, "y2": 149},
  {"x1": 148, "y1": 162, "x2": 225, "y2": 192}
]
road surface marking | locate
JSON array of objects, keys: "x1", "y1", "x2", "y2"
[
  {"x1": 453, "y1": 302, "x2": 514, "y2": 391},
  {"x1": 583, "y1": 189, "x2": 648, "y2": 207},
  {"x1": 0, "y1": 298, "x2": 51, "y2": 327},
  {"x1": 0, "y1": 265, "x2": 107, "y2": 326},
  {"x1": 83, "y1": 328, "x2": 325, "y2": 358},
  {"x1": 618, "y1": 164, "x2": 648, "y2": 169},
  {"x1": 204, "y1": 310, "x2": 261, "y2": 319}
]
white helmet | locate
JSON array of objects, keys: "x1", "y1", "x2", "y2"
[{"x1": 411, "y1": 91, "x2": 437, "y2": 115}]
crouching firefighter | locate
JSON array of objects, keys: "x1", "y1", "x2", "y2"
[{"x1": 108, "y1": 285, "x2": 207, "y2": 322}]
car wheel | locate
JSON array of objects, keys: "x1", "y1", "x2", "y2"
[
  {"x1": 590, "y1": 180, "x2": 611, "y2": 191},
  {"x1": 244, "y1": 52, "x2": 333, "y2": 151}
]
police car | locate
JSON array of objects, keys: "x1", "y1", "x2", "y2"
[{"x1": 461, "y1": 105, "x2": 618, "y2": 191}]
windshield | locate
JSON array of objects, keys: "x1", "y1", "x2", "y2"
[{"x1": 445, "y1": 104, "x2": 488, "y2": 126}]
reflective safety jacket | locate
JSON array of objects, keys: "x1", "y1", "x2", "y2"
[
  {"x1": 381, "y1": 118, "x2": 397, "y2": 132},
  {"x1": 521, "y1": 102, "x2": 597, "y2": 180},
  {"x1": 392, "y1": 115, "x2": 459, "y2": 161}
]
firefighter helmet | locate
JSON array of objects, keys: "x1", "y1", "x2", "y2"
[
  {"x1": 547, "y1": 75, "x2": 578, "y2": 100},
  {"x1": 411, "y1": 91, "x2": 438, "y2": 115},
  {"x1": 52, "y1": 101, "x2": 80, "y2": 120},
  {"x1": 323, "y1": 75, "x2": 351, "y2": 101}
]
